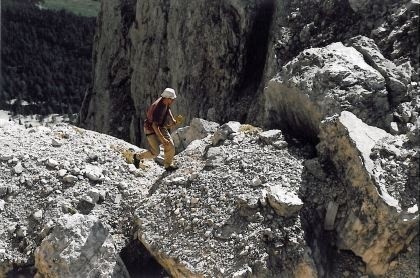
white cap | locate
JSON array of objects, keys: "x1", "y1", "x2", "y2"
[{"x1": 161, "y1": 88, "x2": 176, "y2": 99}]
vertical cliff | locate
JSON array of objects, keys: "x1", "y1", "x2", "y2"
[{"x1": 80, "y1": 0, "x2": 277, "y2": 146}]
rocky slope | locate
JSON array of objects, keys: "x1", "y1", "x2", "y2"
[
  {"x1": 79, "y1": 0, "x2": 418, "y2": 146},
  {"x1": 2, "y1": 0, "x2": 419, "y2": 276},
  {"x1": 0, "y1": 119, "x2": 163, "y2": 277},
  {"x1": 0, "y1": 116, "x2": 418, "y2": 277}
]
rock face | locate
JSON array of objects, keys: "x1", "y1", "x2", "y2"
[
  {"x1": 317, "y1": 111, "x2": 419, "y2": 276},
  {"x1": 80, "y1": 0, "x2": 277, "y2": 146},
  {"x1": 79, "y1": 0, "x2": 419, "y2": 146},
  {"x1": 35, "y1": 214, "x2": 129, "y2": 278}
]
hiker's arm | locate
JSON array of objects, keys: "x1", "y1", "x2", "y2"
[{"x1": 166, "y1": 109, "x2": 177, "y2": 127}]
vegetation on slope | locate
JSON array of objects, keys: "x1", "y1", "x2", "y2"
[
  {"x1": 41, "y1": 0, "x2": 100, "y2": 18},
  {"x1": 0, "y1": 0, "x2": 96, "y2": 116}
]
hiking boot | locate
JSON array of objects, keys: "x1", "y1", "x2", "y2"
[
  {"x1": 133, "y1": 154, "x2": 141, "y2": 169},
  {"x1": 164, "y1": 165, "x2": 179, "y2": 171}
]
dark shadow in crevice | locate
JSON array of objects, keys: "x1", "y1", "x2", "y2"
[
  {"x1": 299, "y1": 163, "x2": 365, "y2": 277},
  {"x1": 119, "y1": 239, "x2": 168, "y2": 278},
  {"x1": 7, "y1": 264, "x2": 36, "y2": 278}
]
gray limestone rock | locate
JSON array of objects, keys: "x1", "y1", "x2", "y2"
[
  {"x1": 266, "y1": 184, "x2": 303, "y2": 217},
  {"x1": 259, "y1": 129, "x2": 283, "y2": 144},
  {"x1": 348, "y1": 36, "x2": 409, "y2": 105},
  {"x1": 221, "y1": 121, "x2": 241, "y2": 134},
  {"x1": 186, "y1": 118, "x2": 219, "y2": 141},
  {"x1": 46, "y1": 158, "x2": 59, "y2": 168},
  {"x1": 34, "y1": 214, "x2": 129, "y2": 278},
  {"x1": 13, "y1": 163, "x2": 24, "y2": 175},
  {"x1": 317, "y1": 111, "x2": 418, "y2": 276},
  {"x1": 0, "y1": 153, "x2": 13, "y2": 162},
  {"x1": 172, "y1": 126, "x2": 189, "y2": 154},
  {"x1": 0, "y1": 121, "x2": 164, "y2": 275},
  {"x1": 83, "y1": 165, "x2": 104, "y2": 181},
  {"x1": 172, "y1": 118, "x2": 219, "y2": 153},
  {"x1": 323, "y1": 201, "x2": 339, "y2": 231},
  {"x1": 262, "y1": 41, "x2": 391, "y2": 141},
  {"x1": 212, "y1": 121, "x2": 241, "y2": 146},
  {"x1": 51, "y1": 138, "x2": 63, "y2": 147},
  {"x1": 63, "y1": 175, "x2": 78, "y2": 184}
]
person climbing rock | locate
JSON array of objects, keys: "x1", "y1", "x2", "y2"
[{"x1": 134, "y1": 88, "x2": 179, "y2": 171}]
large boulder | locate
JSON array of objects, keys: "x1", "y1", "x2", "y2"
[
  {"x1": 317, "y1": 111, "x2": 419, "y2": 276},
  {"x1": 172, "y1": 118, "x2": 219, "y2": 153},
  {"x1": 262, "y1": 40, "x2": 391, "y2": 141},
  {"x1": 35, "y1": 214, "x2": 129, "y2": 278}
]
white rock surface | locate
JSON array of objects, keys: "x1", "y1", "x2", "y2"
[
  {"x1": 266, "y1": 184, "x2": 303, "y2": 217},
  {"x1": 35, "y1": 214, "x2": 129, "y2": 278},
  {"x1": 317, "y1": 111, "x2": 419, "y2": 275},
  {"x1": 0, "y1": 121, "x2": 163, "y2": 275},
  {"x1": 136, "y1": 123, "x2": 316, "y2": 277},
  {"x1": 262, "y1": 39, "x2": 391, "y2": 141},
  {"x1": 84, "y1": 164, "x2": 104, "y2": 181}
]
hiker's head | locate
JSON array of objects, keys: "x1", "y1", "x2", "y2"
[{"x1": 161, "y1": 88, "x2": 176, "y2": 105}]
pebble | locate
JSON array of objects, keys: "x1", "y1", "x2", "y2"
[
  {"x1": 15, "y1": 226, "x2": 27, "y2": 238},
  {"x1": 84, "y1": 165, "x2": 104, "y2": 181},
  {"x1": 204, "y1": 230, "x2": 212, "y2": 237},
  {"x1": 33, "y1": 210, "x2": 43, "y2": 221},
  {"x1": 87, "y1": 188, "x2": 102, "y2": 203},
  {"x1": 251, "y1": 177, "x2": 262, "y2": 187},
  {"x1": 13, "y1": 162, "x2": 24, "y2": 174},
  {"x1": 63, "y1": 175, "x2": 78, "y2": 184},
  {"x1": 0, "y1": 186, "x2": 7, "y2": 197},
  {"x1": 0, "y1": 153, "x2": 13, "y2": 161},
  {"x1": 47, "y1": 158, "x2": 59, "y2": 168},
  {"x1": 58, "y1": 169, "x2": 67, "y2": 177},
  {"x1": 51, "y1": 138, "x2": 62, "y2": 147}
]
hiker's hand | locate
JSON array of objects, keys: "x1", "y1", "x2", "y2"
[{"x1": 175, "y1": 114, "x2": 184, "y2": 125}]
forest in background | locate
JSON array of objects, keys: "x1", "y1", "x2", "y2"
[{"x1": 0, "y1": 0, "x2": 96, "y2": 117}]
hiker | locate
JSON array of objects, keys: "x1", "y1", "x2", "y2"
[{"x1": 134, "y1": 88, "x2": 179, "y2": 171}]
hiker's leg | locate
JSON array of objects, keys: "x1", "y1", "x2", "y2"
[
  {"x1": 161, "y1": 128, "x2": 175, "y2": 168},
  {"x1": 137, "y1": 134, "x2": 160, "y2": 160}
]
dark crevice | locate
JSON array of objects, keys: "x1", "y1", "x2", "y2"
[
  {"x1": 236, "y1": 0, "x2": 275, "y2": 98},
  {"x1": 6, "y1": 264, "x2": 36, "y2": 278},
  {"x1": 120, "y1": 239, "x2": 168, "y2": 278},
  {"x1": 265, "y1": 107, "x2": 320, "y2": 146}
]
